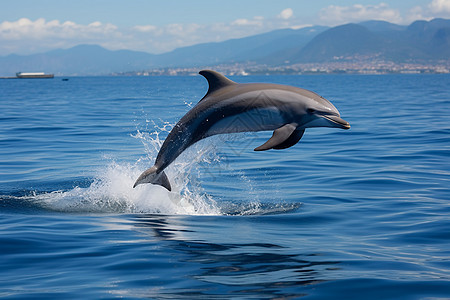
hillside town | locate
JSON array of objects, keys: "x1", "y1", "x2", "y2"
[{"x1": 118, "y1": 60, "x2": 450, "y2": 76}]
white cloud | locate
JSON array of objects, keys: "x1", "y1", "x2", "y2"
[
  {"x1": 319, "y1": 3, "x2": 402, "y2": 25},
  {"x1": 406, "y1": 6, "x2": 429, "y2": 23},
  {"x1": 133, "y1": 25, "x2": 157, "y2": 33},
  {"x1": 231, "y1": 18, "x2": 250, "y2": 26},
  {"x1": 278, "y1": 8, "x2": 294, "y2": 20},
  {"x1": 0, "y1": 18, "x2": 122, "y2": 54},
  {"x1": 0, "y1": 12, "x2": 312, "y2": 55},
  {"x1": 318, "y1": 0, "x2": 450, "y2": 27},
  {"x1": 0, "y1": 18, "x2": 118, "y2": 40},
  {"x1": 429, "y1": 0, "x2": 450, "y2": 13},
  {"x1": 290, "y1": 24, "x2": 314, "y2": 30},
  {"x1": 231, "y1": 16, "x2": 264, "y2": 27},
  {"x1": 404, "y1": 0, "x2": 450, "y2": 23}
]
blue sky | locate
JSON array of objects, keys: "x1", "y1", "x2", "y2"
[{"x1": 1, "y1": 0, "x2": 450, "y2": 55}]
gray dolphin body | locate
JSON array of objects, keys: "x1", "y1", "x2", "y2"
[{"x1": 133, "y1": 70, "x2": 350, "y2": 191}]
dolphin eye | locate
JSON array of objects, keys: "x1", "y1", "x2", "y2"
[{"x1": 307, "y1": 108, "x2": 316, "y2": 114}]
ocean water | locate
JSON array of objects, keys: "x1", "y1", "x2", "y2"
[{"x1": 0, "y1": 74, "x2": 449, "y2": 299}]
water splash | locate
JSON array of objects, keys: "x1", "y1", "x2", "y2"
[
  {"x1": 32, "y1": 161, "x2": 219, "y2": 214},
  {"x1": 29, "y1": 123, "x2": 216, "y2": 214},
  {"x1": 22, "y1": 123, "x2": 300, "y2": 215}
]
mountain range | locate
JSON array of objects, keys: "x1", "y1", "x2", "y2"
[{"x1": 0, "y1": 18, "x2": 449, "y2": 76}]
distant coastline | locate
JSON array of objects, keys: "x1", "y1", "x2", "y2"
[
  {"x1": 2, "y1": 63, "x2": 448, "y2": 78},
  {"x1": 116, "y1": 61, "x2": 450, "y2": 76}
]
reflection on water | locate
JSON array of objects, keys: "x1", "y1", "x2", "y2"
[
  {"x1": 123, "y1": 214, "x2": 340, "y2": 298},
  {"x1": 133, "y1": 214, "x2": 194, "y2": 239}
]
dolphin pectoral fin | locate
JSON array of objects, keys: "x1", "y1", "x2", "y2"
[
  {"x1": 254, "y1": 124, "x2": 297, "y2": 151},
  {"x1": 273, "y1": 129, "x2": 305, "y2": 149},
  {"x1": 133, "y1": 166, "x2": 172, "y2": 191}
]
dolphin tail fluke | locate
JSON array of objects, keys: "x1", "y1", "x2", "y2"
[
  {"x1": 133, "y1": 166, "x2": 172, "y2": 191},
  {"x1": 152, "y1": 170, "x2": 171, "y2": 191}
]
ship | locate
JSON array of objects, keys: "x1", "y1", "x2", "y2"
[{"x1": 16, "y1": 72, "x2": 54, "y2": 79}]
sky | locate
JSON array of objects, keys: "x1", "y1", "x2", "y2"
[{"x1": 1, "y1": 0, "x2": 450, "y2": 55}]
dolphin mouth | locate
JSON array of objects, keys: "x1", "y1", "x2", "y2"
[{"x1": 322, "y1": 114, "x2": 351, "y2": 129}]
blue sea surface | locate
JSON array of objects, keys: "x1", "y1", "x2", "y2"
[{"x1": 0, "y1": 74, "x2": 449, "y2": 299}]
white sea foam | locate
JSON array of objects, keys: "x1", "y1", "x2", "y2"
[
  {"x1": 34, "y1": 162, "x2": 218, "y2": 214},
  {"x1": 33, "y1": 124, "x2": 221, "y2": 215}
]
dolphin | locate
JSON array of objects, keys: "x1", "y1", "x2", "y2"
[{"x1": 133, "y1": 70, "x2": 350, "y2": 191}]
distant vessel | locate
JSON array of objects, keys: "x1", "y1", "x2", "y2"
[{"x1": 16, "y1": 72, "x2": 54, "y2": 79}]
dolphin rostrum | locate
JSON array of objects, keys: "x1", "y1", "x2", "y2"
[{"x1": 133, "y1": 70, "x2": 350, "y2": 191}]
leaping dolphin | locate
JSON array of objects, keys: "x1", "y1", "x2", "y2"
[{"x1": 133, "y1": 70, "x2": 350, "y2": 191}]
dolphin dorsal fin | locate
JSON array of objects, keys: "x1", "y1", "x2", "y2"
[{"x1": 199, "y1": 70, "x2": 236, "y2": 100}]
